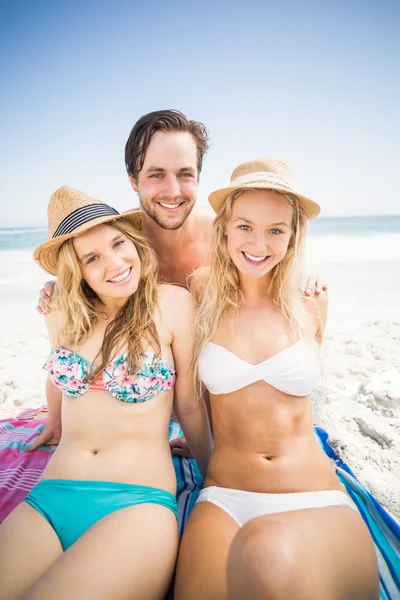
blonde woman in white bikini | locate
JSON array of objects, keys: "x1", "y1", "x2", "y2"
[{"x1": 174, "y1": 158, "x2": 379, "y2": 600}]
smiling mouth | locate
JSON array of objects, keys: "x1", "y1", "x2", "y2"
[
  {"x1": 242, "y1": 252, "x2": 270, "y2": 265},
  {"x1": 158, "y1": 202, "x2": 184, "y2": 211},
  {"x1": 107, "y1": 268, "x2": 132, "y2": 283}
]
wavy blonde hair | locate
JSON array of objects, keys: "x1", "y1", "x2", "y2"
[
  {"x1": 54, "y1": 219, "x2": 160, "y2": 380},
  {"x1": 192, "y1": 188, "x2": 314, "y2": 387}
]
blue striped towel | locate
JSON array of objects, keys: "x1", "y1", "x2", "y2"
[{"x1": 315, "y1": 426, "x2": 400, "y2": 600}]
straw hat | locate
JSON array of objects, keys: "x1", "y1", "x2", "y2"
[
  {"x1": 208, "y1": 157, "x2": 320, "y2": 219},
  {"x1": 34, "y1": 186, "x2": 143, "y2": 276}
]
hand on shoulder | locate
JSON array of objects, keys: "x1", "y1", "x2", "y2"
[
  {"x1": 36, "y1": 280, "x2": 57, "y2": 315},
  {"x1": 302, "y1": 273, "x2": 328, "y2": 297}
]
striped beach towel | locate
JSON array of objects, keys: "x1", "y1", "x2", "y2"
[
  {"x1": 315, "y1": 426, "x2": 400, "y2": 600},
  {"x1": 0, "y1": 407, "x2": 55, "y2": 523},
  {"x1": 170, "y1": 418, "x2": 203, "y2": 536},
  {"x1": 0, "y1": 407, "x2": 203, "y2": 534}
]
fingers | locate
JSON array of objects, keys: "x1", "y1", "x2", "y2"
[
  {"x1": 45, "y1": 437, "x2": 60, "y2": 446},
  {"x1": 39, "y1": 288, "x2": 49, "y2": 301},
  {"x1": 303, "y1": 275, "x2": 329, "y2": 296},
  {"x1": 37, "y1": 282, "x2": 55, "y2": 315},
  {"x1": 37, "y1": 297, "x2": 50, "y2": 315},
  {"x1": 169, "y1": 437, "x2": 187, "y2": 448},
  {"x1": 25, "y1": 435, "x2": 59, "y2": 452},
  {"x1": 44, "y1": 281, "x2": 56, "y2": 297},
  {"x1": 25, "y1": 435, "x2": 46, "y2": 452},
  {"x1": 24, "y1": 427, "x2": 60, "y2": 452},
  {"x1": 303, "y1": 277, "x2": 315, "y2": 297},
  {"x1": 316, "y1": 277, "x2": 328, "y2": 293},
  {"x1": 171, "y1": 448, "x2": 194, "y2": 458},
  {"x1": 170, "y1": 437, "x2": 193, "y2": 458},
  {"x1": 313, "y1": 277, "x2": 329, "y2": 296}
]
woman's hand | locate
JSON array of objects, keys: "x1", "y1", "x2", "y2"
[{"x1": 25, "y1": 420, "x2": 61, "y2": 452}]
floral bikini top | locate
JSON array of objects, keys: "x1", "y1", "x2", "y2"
[{"x1": 43, "y1": 347, "x2": 176, "y2": 404}]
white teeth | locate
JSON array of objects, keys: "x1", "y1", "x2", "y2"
[
  {"x1": 109, "y1": 268, "x2": 131, "y2": 283},
  {"x1": 243, "y1": 252, "x2": 267, "y2": 262},
  {"x1": 159, "y1": 202, "x2": 180, "y2": 209}
]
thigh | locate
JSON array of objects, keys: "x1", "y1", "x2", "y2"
[
  {"x1": 227, "y1": 506, "x2": 379, "y2": 600},
  {"x1": 174, "y1": 501, "x2": 240, "y2": 600},
  {"x1": 0, "y1": 502, "x2": 63, "y2": 600},
  {"x1": 21, "y1": 503, "x2": 179, "y2": 600}
]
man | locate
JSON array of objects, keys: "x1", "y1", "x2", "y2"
[
  {"x1": 39, "y1": 109, "x2": 324, "y2": 301},
  {"x1": 35, "y1": 110, "x2": 326, "y2": 526}
]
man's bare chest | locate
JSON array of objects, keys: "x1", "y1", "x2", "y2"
[{"x1": 157, "y1": 246, "x2": 207, "y2": 287}]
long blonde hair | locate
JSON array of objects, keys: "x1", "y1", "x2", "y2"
[
  {"x1": 54, "y1": 219, "x2": 160, "y2": 380},
  {"x1": 192, "y1": 188, "x2": 312, "y2": 386}
]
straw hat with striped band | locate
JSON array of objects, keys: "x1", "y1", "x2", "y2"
[
  {"x1": 34, "y1": 185, "x2": 143, "y2": 276},
  {"x1": 208, "y1": 157, "x2": 320, "y2": 220}
]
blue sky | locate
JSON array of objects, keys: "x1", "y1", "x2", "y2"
[{"x1": 1, "y1": 0, "x2": 399, "y2": 226}]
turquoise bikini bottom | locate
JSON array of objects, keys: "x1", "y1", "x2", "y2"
[{"x1": 25, "y1": 479, "x2": 178, "y2": 550}]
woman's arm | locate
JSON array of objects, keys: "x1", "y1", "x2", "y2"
[
  {"x1": 26, "y1": 311, "x2": 64, "y2": 451},
  {"x1": 168, "y1": 287, "x2": 213, "y2": 479},
  {"x1": 26, "y1": 377, "x2": 62, "y2": 452}
]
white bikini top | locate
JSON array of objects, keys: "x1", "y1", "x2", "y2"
[{"x1": 198, "y1": 338, "x2": 321, "y2": 397}]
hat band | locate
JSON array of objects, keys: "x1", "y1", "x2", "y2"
[
  {"x1": 53, "y1": 203, "x2": 119, "y2": 238},
  {"x1": 231, "y1": 172, "x2": 293, "y2": 188}
]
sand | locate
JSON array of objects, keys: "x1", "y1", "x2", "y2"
[{"x1": 0, "y1": 247, "x2": 399, "y2": 519}]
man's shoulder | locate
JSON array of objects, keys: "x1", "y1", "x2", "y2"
[{"x1": 191, "y1": 205, "x2": 215, "y2": 225}]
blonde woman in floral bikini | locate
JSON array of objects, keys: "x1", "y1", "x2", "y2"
[{"x1": 0, "y1": 186, "x2": 212, "y2": 600}]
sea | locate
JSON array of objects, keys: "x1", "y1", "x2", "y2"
[
  {"x1": 1, "y1": 215, "x2": 400, "y2": 251},
  {"x1": 0, "y1": 215, "x2": 399, "y2": 291}
]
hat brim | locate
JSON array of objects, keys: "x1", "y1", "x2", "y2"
[
  {"x1": 208, "y1": 182, "x2": 320, "y2": 220},
  {"x1": 33, "y1": 210, "x2": 143, "y2": 276}
]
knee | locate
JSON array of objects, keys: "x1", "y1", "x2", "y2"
[{"x1": 227, "y1": 519, "x2": 301, "y2": 600}]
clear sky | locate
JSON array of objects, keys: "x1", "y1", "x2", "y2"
[{"x1": 1, "y1": 0, "x2": 399, "y2": 226}]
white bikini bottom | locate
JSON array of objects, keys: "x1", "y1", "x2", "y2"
[{"x1": 196, "y1": 485, "x2": 356, "y2": 526}]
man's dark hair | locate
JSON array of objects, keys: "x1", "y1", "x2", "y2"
[{"x1": 125, "y1": 109, "x2": 209, "y2": 180}]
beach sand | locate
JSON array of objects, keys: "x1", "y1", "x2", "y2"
[{"x1": 0, "y1": 246, "x2": 399, "y2": 519}]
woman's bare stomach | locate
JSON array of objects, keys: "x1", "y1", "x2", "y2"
[
  {"x1": 42, "y1": 440, "x2": 176, "y2": 494},
  {"x1": 41, "y1": 390, "x2": 177, "y2": 494},
  {"x1": 206, "y1": 385, "x2": 342, "y2": 494},
  {"x1": 205, "y1": 436, "x2": 341, "y2": 494}
]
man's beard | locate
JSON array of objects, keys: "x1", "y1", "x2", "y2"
[{"x1": 141, "y1": 196, "x2": 195, "y2": 230}]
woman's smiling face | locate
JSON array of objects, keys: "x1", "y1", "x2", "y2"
[
  {"x1": 225, "y1": 190, "x2": 293, "y2": 279},
  {"x1": 72, "y1": 223, "x2": 141, "y2": 300}
]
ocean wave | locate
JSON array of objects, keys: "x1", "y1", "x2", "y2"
[{"x1": 0, "y1": 228, "x2": 46, "y2": 235}]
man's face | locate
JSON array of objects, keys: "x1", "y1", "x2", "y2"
[{"x1": 129, "y1": 131, "x2": 199, "y2": 230}]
